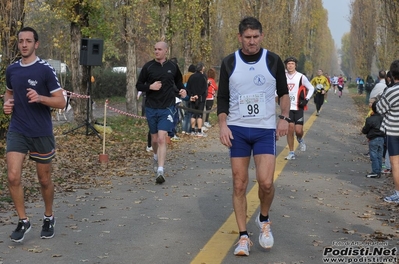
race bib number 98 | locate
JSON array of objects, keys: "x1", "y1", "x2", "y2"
[{"x1": 239, "y1": 93, "x2": 266, "y2": 118}]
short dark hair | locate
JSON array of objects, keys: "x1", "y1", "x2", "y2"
[
  {"x1": 385, "y1": 70, "x2": 394, "y2": 87},
  {"x1": 188, "y1": 64, "x2": 196, "y2": 73},
  {"x1": 239, "y1": 16, "x2": 262, "y2": 35},
  {"x1": 378, "y1": 70, "x2": 386, "y2": 79},
  {"x1": 284, "y1": 56, "x2": 298, "y2": 65},
  {"x1": 18, "y1": 27, "x2": 39, "y2": 42},
  {"x1": 389, "y1": 60, "x2": 399, "y2": 81}
]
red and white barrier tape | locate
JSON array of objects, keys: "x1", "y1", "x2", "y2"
[
  {"x1": 1, "y1": 90, "x2": 145, "y2": 120},
  {"x1": 106, "y1": 103, "x2": 146, "y2": 120},
  {"x1": 63, "y1": 92, "x2": 145, "y2": 120},
  {"x1": 63, "y1": 89, "x2": 90, "y2": 99}
]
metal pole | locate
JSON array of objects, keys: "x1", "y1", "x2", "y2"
[{"x1": 86, "y1": 66, "x2": 91, "y2": 136}]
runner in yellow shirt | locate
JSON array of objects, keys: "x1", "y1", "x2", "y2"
[{"x1": 310, "y1": 69, "x2": 330, "y2": 116}]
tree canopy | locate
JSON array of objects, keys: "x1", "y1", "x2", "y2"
[{"x1": 1, "y1": 0, "x2": 399, "y2": 118}]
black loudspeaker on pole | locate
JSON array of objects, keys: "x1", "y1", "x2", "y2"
[
  {"x1": 63, "y1": 38, "x2": 103, "y2": 138},
  {"x1": 79, "y1": 38, "x2": 103, "y2": 66}
]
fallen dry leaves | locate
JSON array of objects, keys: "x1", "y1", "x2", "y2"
[
  {"x1": 0, "y1": 119, "x2": 219, "y2": 216},
  {"x1": 0, "y1": 120, "x2": 162, "y2": 212}
]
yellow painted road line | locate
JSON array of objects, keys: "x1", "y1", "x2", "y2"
[{"x1": 190, "y1": 112, "x2": 318, "y2": 264}]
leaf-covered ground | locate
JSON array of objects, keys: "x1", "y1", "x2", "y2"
[
  {"x1": 0, "y1": 126, "x2": 146, "y2": 210},
  {"x1": 0, "y1": 109, "x2": 206, "y2": 213},
  {"x1": 0, "y1": 97, "x2": 398, "y2": 240},
  {"x1": 0, "y1": 100, "x2": 166, "y2": 211}
]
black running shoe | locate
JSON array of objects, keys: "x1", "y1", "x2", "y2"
[
  {"x1": 10, "y1": 219, "x2": 31, "y2": 242},
  {"x1": 366, "y1": 173, "x2": 381, "y2": 178},
  {"x1": 41, "y1": 217, "x2": 56, "y2": 239}
]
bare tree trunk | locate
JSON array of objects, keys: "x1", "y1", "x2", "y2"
[
  {"x1": 70, "y1": 22, "x2": 86, "y2": 124},
  {"x1": 159, "y1": 0, "x2": 169, "y2": 39},
  {"x1": 125, "y1": 32, "x2": 138, "y2": 114},
  {"x1": 201, "y1": 0, "x2": 212, "y2": 65},
  {"x1": 69, "y1": 0, "x2": 92, "y2": 125},
  {"x1": 183, "y1": 39, "x2": 193, "y2": 73}
]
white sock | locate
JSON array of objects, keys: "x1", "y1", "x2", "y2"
[
  {"x1": 157, "y1": 167, "x2": 164, "y2": 173},
  {"x1": 44, "y1": 214, "x2": 53, "y2": 220},
  {"x1": 153, "y1": 154, "x2": 158, "y2": 161}
]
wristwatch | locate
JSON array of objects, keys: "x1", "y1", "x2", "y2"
[{"x1": 278, "y1": 115, "x2": 291, "y2": 122}]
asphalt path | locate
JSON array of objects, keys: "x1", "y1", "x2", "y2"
[{"x1": 1, "y1": 88, "x2": 398, "y2": 264}]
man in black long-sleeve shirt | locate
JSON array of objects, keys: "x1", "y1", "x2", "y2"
[
  {"x1": 186, "y1": 62, "x2": 208, "y2": 136},
  {"x1": 136, "y1": 41, "x2": 186, "y2": 184}
]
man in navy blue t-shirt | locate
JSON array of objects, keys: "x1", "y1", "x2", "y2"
[{"x1": 3, "y1": 27, "x2": 66, "y2": 242}]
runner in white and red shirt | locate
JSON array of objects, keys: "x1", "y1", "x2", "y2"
[{"x1": 284, "y1": 56, "x2": 314, "y2": 160}]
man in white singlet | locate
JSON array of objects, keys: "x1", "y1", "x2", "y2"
[
  {"x1": 217, "y1": 16, "x2": 290, "y2": 256},
  {"x1": 332, "y1": 75, "x2": 338, "y2": 94}
]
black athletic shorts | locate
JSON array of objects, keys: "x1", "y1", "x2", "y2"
[{"x1": 6, "y1": 131, "x2": 55, "y2": 164}]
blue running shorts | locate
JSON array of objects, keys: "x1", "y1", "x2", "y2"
[
  {"x1": 145, "y1": 106, "x2": 176, "y2": 134},
  {"x1": 228, "y1": 125, "x2": 276, "y2": 157}
]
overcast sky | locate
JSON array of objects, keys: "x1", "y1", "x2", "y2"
[{"x1": 322, "y1": 0, "x2": 351, "y2": 49}]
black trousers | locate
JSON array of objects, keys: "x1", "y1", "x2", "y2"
[
  {"x1": 314, "y1": 92, "x2": 325, "y2": 112},
  {"x1": 204, "y1": 100, "x2": 214, "y2": 123}
]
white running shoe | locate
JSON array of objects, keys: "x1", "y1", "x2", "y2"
[
  {"x1": 171, "y1": 135, "x2": 180, "y2": 141},
  {"x1": 299, "y1": 141, "x2": 306, "y2": 152},
  {"x1": 204, "y1": 122, "x2": 212, "y2": 128},
  {"x1": 155, "y1": 170, "x2": 165, "y2": 184},
  {"x1": 146, "y1": 146, "x2": 153, "y2": 152},
  {"x1": 285, "y1": 152, "x2": 296, "y2": 160},
  {"x1": 255, "y1": 215, "x2": 274, "y2": 249},
  {"x1": 233, "y1": 235, "x2": 252, "y2": 256}
]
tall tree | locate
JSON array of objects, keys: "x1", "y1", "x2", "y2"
[
  {"x1": 21, "y1": 0, "x2": 399, "y2": 97},
  {"x1": 350, "y1": 0, "x2": 377, "y2": 78},
  {"x1": 0, "y1": 0, "x2": 26, "y2": 138},
  {"x1": 173, "y1": 1, "x2": 208, "y2": 70},
  {"x1": 45, "y1": 0, "x2": 110, "y2": 123},
  {"x1": 375, "y1": 0, "x2": 399, "y2": 69},
  {"x1": 340, "y1": 33, "x2": 352, "y2": 78},
  {"x1": 121, "y1": 0, "x2": 149, "y2": 114},
  {"x1": 69, "y1": 1, "x2": 89, "y2": 124}
]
